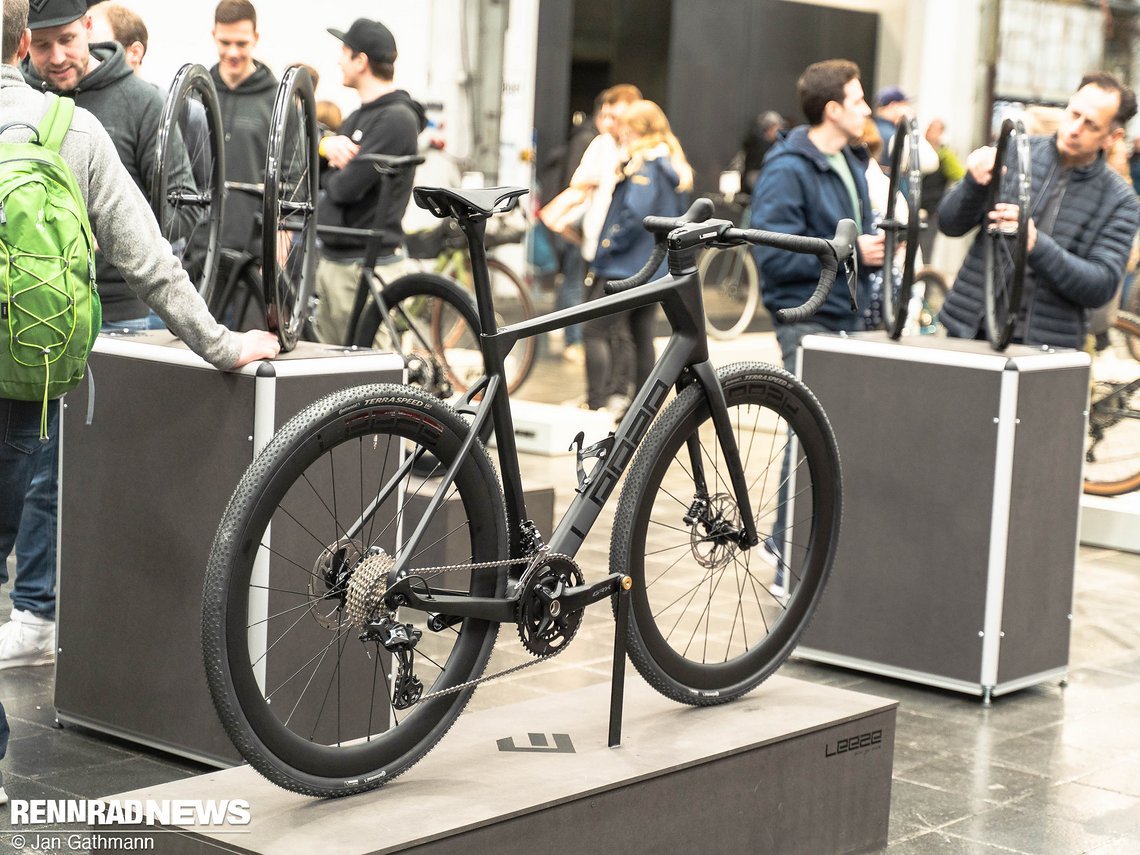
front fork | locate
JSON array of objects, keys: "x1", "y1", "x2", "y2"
[{"x1": 681, "y1": 362, "x2": 759, "y2": 548}]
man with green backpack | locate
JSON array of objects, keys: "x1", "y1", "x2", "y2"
[{"x1": 0, "y1": 0, "x2": 281, "y2": 803}]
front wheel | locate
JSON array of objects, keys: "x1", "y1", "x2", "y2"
[
  {"x1": 203, "y1": 384, "x2": 508, "y2": 796},
  {"x1": 611, "y1": 362, "x2": 842, "y2": 704}
]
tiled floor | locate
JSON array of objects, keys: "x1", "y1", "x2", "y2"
[{"x1": 1, "y1": 330, "x2": 1138, "y2": 854}]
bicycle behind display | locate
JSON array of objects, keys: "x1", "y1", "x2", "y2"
[
  {"x1": 1084, "y1": 310, "x2": 1140, "y2": 496},
  {"x1": 202, "y1": 190, "x2": 856, "y2": 798}
]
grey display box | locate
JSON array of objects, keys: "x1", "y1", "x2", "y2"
[
  {"x1": 795, "y1": 332, "x2": 1090, "y2": 701},
  {"x1": 55, "y1": 333, "x2": 406, "y2": 765}
]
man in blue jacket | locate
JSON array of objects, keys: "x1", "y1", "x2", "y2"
[
  {"x1": 750, "y1": 58, "x2": 884, "y2": 374},
  {"x1": 938, "y1": 72, "x2": 1140, "y2": 349}
]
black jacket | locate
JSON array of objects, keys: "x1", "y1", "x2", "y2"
[
  {"x1": 319, "y1": 89, "x2": 426, "y2": 260},
  {"x1": 211, "y1": 61, "x2": 278, "y2": 255},
  {"x1": 938, "y1": 135, "x2": 1140, "y2": 348},
  {"x1": 23, "y1": 43, "x2": 191, "y2": 322},
  {"x1": 749, "y1": 125, "x2": 874, "y2": 327}
]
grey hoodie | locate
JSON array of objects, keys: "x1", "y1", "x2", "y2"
[
  {"x1": 211, "y1": 61, "x2": 278, "y2": 256},
  {"x1": 22, "y1": 42, "x2": 196, "y2": 322},
  {"x1": 0, "y1": 65, "x2": 240, "y2": 368}
]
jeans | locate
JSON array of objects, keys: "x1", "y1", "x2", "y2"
[
  {"x1": 582, "y1": 276, "x2": 635, "y2": 410},
  {"x1": 556, "y1": 249, "x2": 585, "y2": 346},
  {"x1": 0, "y1": 398, "x2": 60, "y2": 763},
  {"x1": 7, "y1": 424, "x2": 58, "y2": 619}
]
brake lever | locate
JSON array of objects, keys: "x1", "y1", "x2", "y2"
[{"x1": 844, "y1": 254, "x2": 859, "y2": 312}]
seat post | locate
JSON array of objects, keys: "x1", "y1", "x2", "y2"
[{"x1": 456, "y1": 216, "x2": 500, "y2": 336}]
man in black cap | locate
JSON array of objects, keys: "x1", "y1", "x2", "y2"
[
  {"x1": 22, "y1": 0, "x2": 197, "y2": 329},
  {"x1": 314, "y1": 18, "x2": 427, "y2": 345},
  {"x1": 0, "y1": 0, "x2": 279, "y2": 788}
]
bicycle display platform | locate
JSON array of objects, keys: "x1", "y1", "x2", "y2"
[
  {"x1": 55, "y1": 333, "x2": 553, "y2": 765},
  {"x1": 92, "y1": 675, "x2": 897, "y2": 855},
  {"x1": 1080, "y1": 492, "x2": 1140, "y2": 554},
  {"x1": 796, "y1": 332, "x2": 1090, "y2": 700}
]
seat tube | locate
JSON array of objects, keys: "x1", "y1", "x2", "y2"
[{"x1": 458, "y1": 218, "x2": 499, "y2": 336}]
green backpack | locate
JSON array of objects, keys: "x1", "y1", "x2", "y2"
[{"x1": 0, "y1": 93, "x2": 99, "y2": 435}]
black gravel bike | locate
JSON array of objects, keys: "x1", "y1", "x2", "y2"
[{"x1": 203, "y1": 190, "x2": 854, "y2": 797}]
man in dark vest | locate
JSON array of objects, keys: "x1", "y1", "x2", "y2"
[{"x1": 938, "y1": 72, "x2": 1140, "y2": 348}]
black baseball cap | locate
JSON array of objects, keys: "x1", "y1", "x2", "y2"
[
  {"x1": 28, "y1": 0, "x2": 88, "y2": 29},
  {"x1": 328, "y1": 19, "x2": 397, "y2": 63}
]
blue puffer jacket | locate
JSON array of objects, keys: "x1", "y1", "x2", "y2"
[
  {"x1": 938, "y1": 135, "x2": 1140, "y2": 348},
  {"x1": 592, "y1": 154, "x2": 686, "y2": 281},
  {"x1": 749, "y1": 126, "x2": 874, "y2": 328}
]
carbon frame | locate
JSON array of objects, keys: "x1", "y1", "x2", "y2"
[{"x1": 385, "y1": 221, "x2": 760, "y2": 623}]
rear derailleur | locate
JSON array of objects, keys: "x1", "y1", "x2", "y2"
[{"x1": 361, "y1": 616, "x2": 423, "y2": 710}]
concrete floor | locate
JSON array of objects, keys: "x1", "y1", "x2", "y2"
[{"x1": 1, "y1": 330, "x2": 1138, "y2": 854}]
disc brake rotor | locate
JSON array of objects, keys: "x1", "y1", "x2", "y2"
[{"x1": 689, "y1": 492, "x2": 741, "y2": 570}]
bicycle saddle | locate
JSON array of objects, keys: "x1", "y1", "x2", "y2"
[{"x1": 413, "y1": 186, "x2": 528, "y2": 221}]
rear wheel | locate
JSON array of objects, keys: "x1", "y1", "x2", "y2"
[
  {"x1": 1084, "y1": 312, "x2": 1140, "y2": 497},
  {"x1": 152, "y1": 63, "x2": 224, "y2": 301},
  {"x1": 611, "y1": 363, "x2": 842, "y2": 704},
  {"x1": 982, "y1": 118, "x2": 1030, "y2": 351},
  {"x1": 203, "y1": 384, "x2": 508, "y2": 796}
]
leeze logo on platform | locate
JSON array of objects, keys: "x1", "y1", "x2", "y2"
[
  {"x1": 825, "y1": 728, "x2": 883, "y2": 758},
  {"x1": 496, "y1": 733, "x2": 576, "y2": 754}
]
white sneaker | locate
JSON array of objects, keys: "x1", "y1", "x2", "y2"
[
  {"x1": 0, "y1": 608, "x2": 55, "y2": 669},
  {"x1": 0, "y1": 786, "x2": 7, "y2": 806}
]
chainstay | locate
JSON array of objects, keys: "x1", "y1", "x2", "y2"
[{"x1": 403, "y1": 552, "x2": 572, "y2": 702}]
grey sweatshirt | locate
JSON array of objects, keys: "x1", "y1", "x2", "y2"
[
  {"x1": 22, "y1": 43, "x2": 197, "y2": 322},
  {"x1": 0, "y1": 65, "x2": 240, "y2": 369}
]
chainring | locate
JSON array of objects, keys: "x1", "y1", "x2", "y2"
[{"x1": 516, "y1": 554, "x2": 585, "y2": 657}]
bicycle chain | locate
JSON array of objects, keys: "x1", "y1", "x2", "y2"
[{"x1": 390, "y1": 552, "x2": 574, "y2": 703}]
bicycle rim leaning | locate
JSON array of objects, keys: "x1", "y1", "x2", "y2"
[
  {"x1": 610, "y1": 362, "x2": 842, "y2": 704},
  {"x1": 699, "y1": 245, "x2": 761, "y2": 340},
  {"x1": 880, "y1": 117, "x2": 921, "y2": 339},
  {"x1": 983, "y1": 118, "x2": 1031, "y2": 351},
  {"x1": 1084, "y1": 311, "x2": 1140, "y2": 497},
  {"x1": 151, "y1": 63, "x2": 225, "y2": 302},
  {"x1": 352, "y1": 272, "x2": 482, "y2": 401},
  {"x1": 263, "y1": 66, "x2": 319, "y2": 352},
  {"x1": 436, "y1": 256, "x2": 536, "y2": 394},
  {"x1": 203, "y1": 384, "x2": 508, "y2": 796}
]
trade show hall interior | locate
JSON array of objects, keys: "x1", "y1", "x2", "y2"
[
  {"x1": 2, "y1": 336, "x2": 1140, "y2": 854},
  {"x1": 2, "y1": 0, "x2": 1140, "y2": 853}
]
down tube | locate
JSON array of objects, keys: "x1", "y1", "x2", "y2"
[{"x1": 546, "y1": 336, "x2": 696, "y2": 558}]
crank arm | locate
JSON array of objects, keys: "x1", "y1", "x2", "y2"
[{"x1": 558, "y1": 573, "x2": 630, "y2": 612}]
